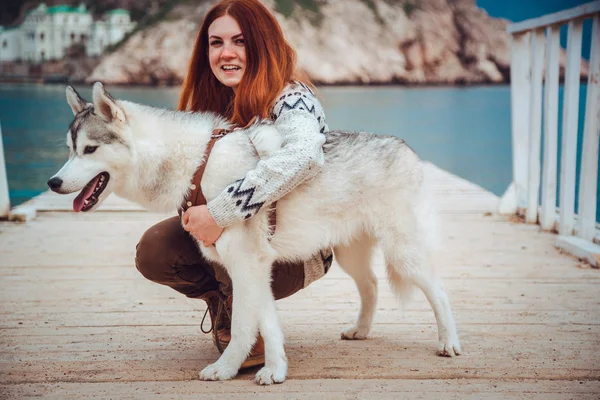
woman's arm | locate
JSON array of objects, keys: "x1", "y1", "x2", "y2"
[{"x1": 207, "y1": 106, "x2": 326, "y2": 227}]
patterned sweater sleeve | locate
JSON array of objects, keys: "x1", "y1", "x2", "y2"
[{"x1": 207, "y1": 83, "x2": 329, "y2": 228}]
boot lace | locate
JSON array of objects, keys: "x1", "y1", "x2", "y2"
[{"x1": 200, "y1": 291, "x2": 232, "y2": 334}]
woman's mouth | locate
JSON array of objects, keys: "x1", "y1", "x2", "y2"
[{"x1": 222, "y1": 65, "x2": 241, "y2": 73}]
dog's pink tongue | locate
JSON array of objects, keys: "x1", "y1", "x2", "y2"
[{"x1": 72, "y1": 177, "x2": 99, "y2": 212}]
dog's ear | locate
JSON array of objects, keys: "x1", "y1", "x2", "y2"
[
  {"x1": 66, "y1": 86, "x2": 89, "y2": 116},
  {"x1": 92, "y1": 82, "x2": 126, "y2": 123}
]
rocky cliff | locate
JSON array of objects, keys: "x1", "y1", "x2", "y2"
[{"x1": 87, "y1": 0, "x2": 515, "y2": 85}]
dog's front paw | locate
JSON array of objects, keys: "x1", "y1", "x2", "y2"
[
  {"x1": 341, "y1": 325, "x2": 369, "y2": 340},
  {"x1": 255, "y1": 362, "x2": 287, "y2": 385},
  {"x1": 437, "y1": 338, "x2": 462, "y2": 357},
  {"x1": 199, "y1": 362, "x2": 238, "y2": 381}
]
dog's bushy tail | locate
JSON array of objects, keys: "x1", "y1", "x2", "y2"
[
  {"x1": 384, "y1": 162, "x2": 441, "y2": 305},
  {"x1": 386, "y1": 264, "x2": 415, "y2": 305},
  {"x1": 417, "y1": 164, "x2": 442, "y2": 254}
]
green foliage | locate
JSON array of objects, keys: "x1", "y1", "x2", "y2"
[
  {"x1": 274, "y1": 0, "x2": 323, "y2": 26},
  {"x1": 297, "y1": 0, "x2": 321, "y2": 14},
  {"x1": 402, "y1": 0, "x2": 419, "y2": 17},
  {"x1": 105, "y1": 0, "x2": 178, "y2": 53},
  {"x1": 360, "y1": 0, "x2": 378, "y2": 14},
  {"x1": 380, "y1": 0, "x2": 413, "y2": 6},
  {"x1": 274, "y1": 0, "x2": 295, "y2": 17},
  {"x1": 359, "y1": 0, "x2": 420, "y2": 25},
  {"x1": 359, "y1": 0, "x2": 384, "y2": 25}
]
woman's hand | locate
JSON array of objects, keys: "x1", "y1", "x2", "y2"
[{"x1": 182, "y1": 205, "x2": 224, "y2": 247}]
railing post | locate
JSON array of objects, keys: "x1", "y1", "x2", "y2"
[
  {"x1": 526, "y1": 29, "x2": 546, "y2": 223},
  {"x1": 540, "y1": 25, "x2": 561, "y2": 231},
  {"x1": 559, "y1": 19, "x2": 583, "y2": 236},
  {"x1": 577, "y1": 14, "x2": 600, "y2": 240},
  {"x1": 501, "y1": 32, "x2": 532, "y2": 215},
  {"x1": 507, "y1": 2, "x2": 600, "y2": 265},
  {"x1": 0, "y1": 120, "x2": 10, "y2": 217}
]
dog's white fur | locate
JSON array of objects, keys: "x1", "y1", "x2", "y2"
[{"x1": 51, "y1": 83, "x2": 461, "y2": 385}]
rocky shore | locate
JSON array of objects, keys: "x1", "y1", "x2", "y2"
[{"x1": 87, "y1": 0, "x2": 516, "y2": 85}]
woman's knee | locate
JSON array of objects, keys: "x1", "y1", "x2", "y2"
[
  {"x1": 136, "y1": 231, "x2": 169, "y2": 283},
  {"x1": 135, "y1": 216, "x2": 185, "y2": 283}
]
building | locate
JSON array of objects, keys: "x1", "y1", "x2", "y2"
[{"x1": 0, "y1": 3, "x2": 135, "y2": 63}]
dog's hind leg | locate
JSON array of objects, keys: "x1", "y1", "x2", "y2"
[
  {"x1": 334, "y1": 232, "x2": 378, "y2": 340},
  {"x1": 379, "y1": 217, "x2": 461, "y2": 357},
  {"x1": 412, "y1": 273, "x2": 461, "y2": 356}
]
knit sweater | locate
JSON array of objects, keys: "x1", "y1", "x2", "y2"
[{"x1": 207, "y1": 82, "x2": 333, "y2": 287}]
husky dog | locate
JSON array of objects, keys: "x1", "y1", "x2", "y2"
[{"x1": 49, "y1": 82, "x2": 461, "y2": 385}]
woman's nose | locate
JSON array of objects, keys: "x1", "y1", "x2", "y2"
[{"x1": 221, "y1": 43, "x2": 236, "y2": 59}]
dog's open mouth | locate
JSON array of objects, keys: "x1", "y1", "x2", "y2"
[{"x1": 73, "y1": 172, "x2": 110, "y2": 212}]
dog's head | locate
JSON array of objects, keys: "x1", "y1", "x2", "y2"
[{"x1": 47, "y1": 82, "x2": 134, "y2": 212}]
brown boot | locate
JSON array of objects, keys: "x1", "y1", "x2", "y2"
[{"x1": 199, "y1": 291, "x2": 265, "y2": 369}]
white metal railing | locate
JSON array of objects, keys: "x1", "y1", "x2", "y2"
[
  {"x1": 0, "y1": 120, "x2": 10, "y2": 217},
  {"x1": 500, "y1": 1, "x2": 600, "y2": 266}
]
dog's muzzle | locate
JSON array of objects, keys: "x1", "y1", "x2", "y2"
[{"x1": 47, "y1": 177, "x2": 63, "y2": 192}]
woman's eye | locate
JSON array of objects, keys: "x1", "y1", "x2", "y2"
[
  {"x1": 236, "y1": 39, "x2": 244, "y2": 45},
  {"x1": 209, "y1": 40, "x2": 221, "y2": 46},
  {"x1": 84, "y1": 146, "x2": 98, "y2": 155}
]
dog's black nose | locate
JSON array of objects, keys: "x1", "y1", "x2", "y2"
[{"x1": 47, "y1": 177, "x2": 63, "y2": 191}]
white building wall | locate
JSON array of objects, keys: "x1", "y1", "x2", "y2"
[
  {"x1": 0, "y1": 29, "x2": 22, "y2": 61},
  {"x1": 21, "y1": 11, "x2": 35, "y2": 62},
  {"x1": 107, "y1": 13, "x2": 133, "y2": 44},
  {"x1": 21, "y1": 4, "x2": 48, "y2": 63},
  {"x1": 1, "y1": 5, "x2": 134, "y2": 63},
  {"x1": 65, "y1": 13, "x2": 92, "y2": 52},
  {"x1": 87, "y1": 22, "x2": 108, "y2": 57},
  {"x1": 20, "y1": 25, "x2": 36, "y2": 62},
  {"x1": 36, "y1": 15, "x2": 53, "y2": 62},
  {"x1": 50, "y1": 13, "x2": 65, "y2": 60}
]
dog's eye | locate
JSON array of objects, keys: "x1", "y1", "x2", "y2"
[{"x1": 84, "y1": 146, "x2": 98, "y2": 155}]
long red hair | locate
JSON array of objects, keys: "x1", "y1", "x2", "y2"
[{"x1": 179, "y1": 0, "x2": 304, "y2": 127}]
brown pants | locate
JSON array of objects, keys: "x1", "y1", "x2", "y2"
[{"x1": 135, "y1": 216, "x2": 306, "y2": 300}]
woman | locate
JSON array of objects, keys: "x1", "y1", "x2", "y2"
[{"x1": 135, "y1": 0, "x2": 332, "y2": 369}]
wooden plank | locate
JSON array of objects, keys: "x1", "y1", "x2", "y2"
[
  {"x1": 2, "y1": 274, "x2": 599, "y2": 310},
  {"x1": 1, "y1": 346, "x2": 598, "y2": 383},
  {"x1": 540, "y1": 26, "x2": 561, "y2": 231},
  {"x1": 507, "y1": 32, "x2": 532, "y2": 213},
  {"x1": 526, "y1": 29, "x2": 546, "y2": 223},
  {"x1": 2, "y1": 321, "x2": 594, "y2": 342},
  {"x1": 3, "y1": 334, "x2": 598, "y2": 366},
  {"x1": 3, "y1": 305, "x2": 599, "y2": 327},
  {"x1": 2, "y1": 331, "x2": 600, "y2": 381},
  {"x1": 507, "y1": 1, "x2": 600, "y2": 34},
  {"x1": 578, "y1": 15, "x2": 600, "y2": 240},
  {"x1": 3, "y1": 290, "x2": 598, "y2": 318},
  {"x1": 3, "y1": 380, "x2": 600, "y2": 400},
  {"x1": 559, "y1": 20, "x2": 584, "y2": 236}
]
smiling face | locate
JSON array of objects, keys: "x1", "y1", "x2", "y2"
[{"x1": 208, "y1": 14, "x2": 246, "y2": 91}]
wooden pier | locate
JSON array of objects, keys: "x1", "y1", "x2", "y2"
[{"x1": 1, "y1": 164, "x2": 598, "y2": 399}]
